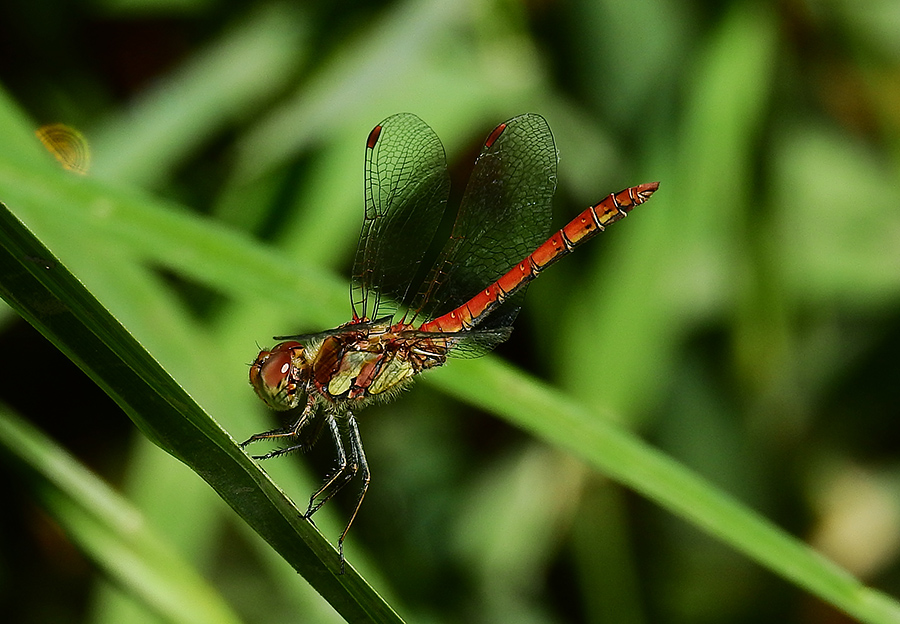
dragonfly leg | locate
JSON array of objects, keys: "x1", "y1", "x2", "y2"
[
  {"x1": 240, "y1": 397, "x2": 323, "y2": 459},
  {"x1": 304, "y1": 412, "x2": 367, "y2": 572},
  {"x1": 338, "y1": 413, "x2": 370, "y2": 574},
  {"x1": 304, "y1": 413, "x2": 357, "y2": 519}
]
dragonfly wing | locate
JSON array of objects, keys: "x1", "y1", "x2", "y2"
[
  {"x1": 400, "y1": 326, "x2": 514, "y2": 359},
  {"x1": 351, "y1": 113, "x2": 451, "y2": 321},
  {"x1": 411, "y1": 114, "x2": 558, "y2": 328},
  {"x1": 274, "y1": 316, "x2": 394, "y2": 343}
]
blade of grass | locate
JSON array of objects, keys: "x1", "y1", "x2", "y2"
[
  {"x1": 3, "y1": 85, "x2": 899, "y2": 622},
  {"x1": 234, "y1": 0, "x2": 536, "y2": 182},
  {"x1": 0, "y1": 201, "x2": 404, "y2": 624},
  {"x1": 430, "y1": 357, "x2": 900, "y2": 624},
  {"x1": 90, "y1": 3, "x2": 309, "y2": 186},
  {"x1": 0, "y1": 404, "x2": 242, "y2": 624}
]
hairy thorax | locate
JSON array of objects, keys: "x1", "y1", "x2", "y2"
[{"x1": 303, "y1": 319, "x2": 451, "y2": 410}]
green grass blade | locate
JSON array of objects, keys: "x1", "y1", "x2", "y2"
[
  {"x1": 0, "y1": 201, "x2": 404, "y2": 624},
  {"x1": 0, "y1": 404, "x2": 242, "y2": 624},
  {"x1": 430, "y1": 357, "x2": 900, "y2": 624},
  {"x1": 2, "y1": 56, "x2": 898, "y2": 620},
  {"x1": 90, "y1": 3, "x2": 308, "y2": 186},
  {"x1": 1, "y1": 148, "x2": 899, "y2": 620}
]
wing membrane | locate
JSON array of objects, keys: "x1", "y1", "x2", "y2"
[
  {"x1": 351, "y1": 113, "x2": 450, "y2": 321},
  {"x1": 398, "y1": 326, "x2": 514, "y2": 359},
  {"x1": 411, "y1": 114, "x2": 558, "y2": 328}
]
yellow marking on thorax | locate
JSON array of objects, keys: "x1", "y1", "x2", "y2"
[{"x1": 369, "y1": 356, "x2": 416, "y2": 395}]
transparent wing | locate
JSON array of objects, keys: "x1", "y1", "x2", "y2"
[
  {"x1": 398, "y1": 326, "x2": 514, "y2": 359},
  {"x1": 410, "y1": 114, "x2": 558, "y2": 329},
  {"x1": 351, "y1": 113, "x2": 451, "y2": 321}
]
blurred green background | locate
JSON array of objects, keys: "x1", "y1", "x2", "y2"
[{"x1": 1, "y1": 0, "x2": 899, "y2": 622}]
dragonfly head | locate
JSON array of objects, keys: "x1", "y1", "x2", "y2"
[{"x1": 249, "y1": 341, "x2": 308, "y2": 410}]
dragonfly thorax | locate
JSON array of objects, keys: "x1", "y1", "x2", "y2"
[
  {"x1": 251, "y1": 319, "x2": 452, "y2": 415},
  {"x1": 312, "y1": 321, "x2": 449, "y2": 404}
]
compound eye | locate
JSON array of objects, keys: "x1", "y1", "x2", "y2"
[
  {"x1": 249, "y1": 341, "x2": 304, "y2": 410},
  {"x1": 259, "y1": 349, "x2": 293, "y2": 389}
]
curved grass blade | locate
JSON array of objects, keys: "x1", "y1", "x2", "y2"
[
  {"x1": 0, "y1": 202, "x2": 404, "y2": 624},
  {"x1": 2, "y1": 90, "x2": 898, "y2": 620},
  {"x1": 0, "y1": 404, "x2": 241, "y2": 624},
  {"x1": 431, "y1": 357, "x2": 900, "y2": 624}
]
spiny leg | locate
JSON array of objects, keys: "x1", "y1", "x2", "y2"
[
  {"x1": 249, "y1": 419, "x2": 327, "y2": 460},
  {"x1": 338, "y1": 413, "x2": 370, "y2": 573},
  {"x1": 244, "y1": 401, "x2": 367, "y2": 572},
  {"x1": 241, "y1": 396, "x2": 320, "y2": 460},
  {"x1": 304, "y1": 413, "x2": 358, "y2": 519}
]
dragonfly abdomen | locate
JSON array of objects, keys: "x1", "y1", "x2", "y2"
[{"x1": 420, "y1": 182, "x2": 658, "y2": 334}]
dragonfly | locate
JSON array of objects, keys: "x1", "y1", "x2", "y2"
[{"x1": 243, "y1": 112, "x2": 658, "y2": 569}]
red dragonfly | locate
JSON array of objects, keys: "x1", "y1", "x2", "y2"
[{"x1": 243, "y1": 113, "x2": 657, "y2": 568}]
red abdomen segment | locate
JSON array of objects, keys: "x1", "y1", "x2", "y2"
[{"x1": 419, "y1": 182, "x2": 659, "y2": 333}]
